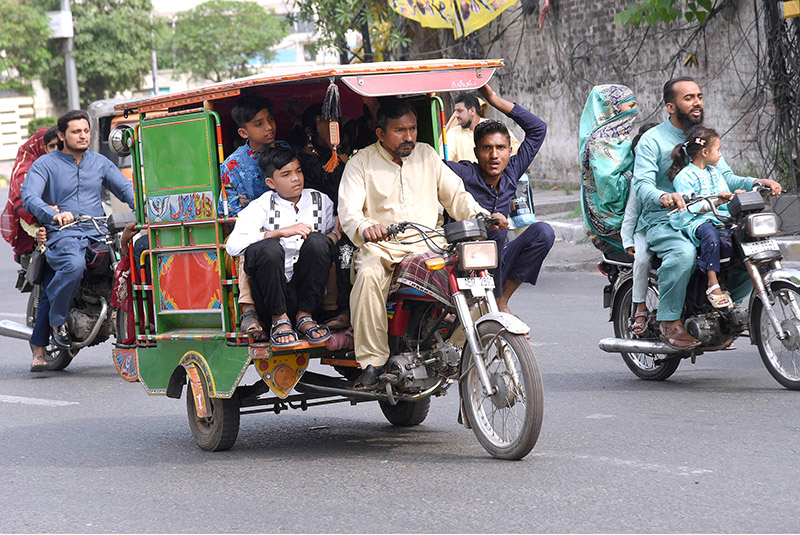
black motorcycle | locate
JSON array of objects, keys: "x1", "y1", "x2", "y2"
[
  {"x1": 1, "y1": 213, "x2": 135, "y2": 370},
  {"x1": 598, "y1": 186, "x2": 800, "y2": 390}
]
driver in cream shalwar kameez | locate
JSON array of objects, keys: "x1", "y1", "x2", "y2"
[{"x1": 339, "y1": 130, "x2": 485, "y2": 372}]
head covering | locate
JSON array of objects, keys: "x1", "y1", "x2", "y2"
[
  {"x1": 578, "y1": 84, "x2": 637, "y2": 252},
  {"x1": 1, "y1": 126, "x2": 50, "y2": 259}
]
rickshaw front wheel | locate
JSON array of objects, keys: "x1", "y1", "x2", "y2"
[{"x1": 186, "y1": 382, "x2": 240, "y2": 451}]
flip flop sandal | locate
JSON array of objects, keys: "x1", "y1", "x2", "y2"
[
  {"x1": 240, "y1": 310, "x2": 263, "y2": 334},
  {"x1": 706, "y1": 284, "x2": 732, "y2": 309},
  {"x1": 269, "y1": 318, "x2": 300, "y2": 348},
  {"x1": 631, "y1": 310, "x2": 649, "y2": 335},
  {"x1": 325, "y1": 313, "x2": 351, "y2": 331},
  {"x1": 30, "y1": 354, "x2": 48, "y2": 373},
  {"x1": 296, "y1": 316, "x2": 332, "y2": 344}
]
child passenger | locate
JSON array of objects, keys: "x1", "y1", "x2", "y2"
[
  {"x1": 667, "y1": 125, "x2": 738, "y2": 309},
  {"x1": 225, "y1": 147, "x2": 337, "y2": 347},
  {"x1": 621, "y1": 123, "x2": 657, "y2": 335},
  {"x1": 219, "y1": 94, "x2": 289, "y2": 336}
]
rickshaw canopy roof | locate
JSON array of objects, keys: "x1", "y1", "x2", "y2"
[{"x1": 115, "y1": 59, "x2": 503, "y2": 114}]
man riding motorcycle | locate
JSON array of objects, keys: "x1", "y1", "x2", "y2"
[
  {"x1": 632, "y1": 76, "x2": 781, "y2": 349},
  {"x1": 21, "y1": 110, "x2": 134, "y2": 359},
  {"x1": 338, "y1": 98, "x2": 506, "y2": 388}
]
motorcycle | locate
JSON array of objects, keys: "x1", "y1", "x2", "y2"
[
  {"x1": 2, "y1": 212, "x2": 136, "y2": 370},
  {"x1": 598, "y1": 185, "x2": 800, "y2": 389}
]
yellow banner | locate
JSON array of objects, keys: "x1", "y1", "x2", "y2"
[{"x1": 390, "y1": 0, "x2": 519, "y2": 39}]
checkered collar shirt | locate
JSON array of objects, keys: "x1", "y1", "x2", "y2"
[{"x1": 226, "y1": 188, "x2": 335, "y2": 281}]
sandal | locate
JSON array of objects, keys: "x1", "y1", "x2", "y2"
[
  {"x1": 240, "y1": 309, "x2": 262, "y2": 334},
  {"x1": 706, "y1": 284, "x2": 732, "y2": 309},
  {"x1": 631, "y1": 310, "x2": 648, "y2": 336},
  {"x1": 30, "y1": 354, "x2": 48, "y2": 373},
  {"x1": 325, "y1": 313, "x2": 351, "y2": 331},
  {"x1": 269, "y1": 318, "x2": 299, "y2": 348},
  {"x1": 296, "y1": 316, "x2": 332, "y2": 344}
]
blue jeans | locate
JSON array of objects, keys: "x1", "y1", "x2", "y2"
[
  {"x1": 30, "y1": 265, "x2": 54, "y2": 347},
  {"x1": 44, "y1": 236, "x2": 89, "y2": 327}
]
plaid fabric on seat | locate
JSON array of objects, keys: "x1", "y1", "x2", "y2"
[{"x1": 389, "y1": 251, "x2": 452, "y2": 306}]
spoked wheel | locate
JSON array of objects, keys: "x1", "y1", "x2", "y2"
[
  {"x1": 26, "y1": 285, "x2": 75, "y2": 371},
  {"x1": 613, "y1": 282, "x2": 679, "y2": 381},
  {"x1": 753, "y1": 282, "x2": 800, "y2": 390},
  {"x1": 379, "y1": 396, "x2": 431, "y2": 426},
  {"x1": 186, "y1": 373, "x2": 240, "y2": 451},
  {"x1": 460, "y1": 320, "x2": 543, "y2": 460}
]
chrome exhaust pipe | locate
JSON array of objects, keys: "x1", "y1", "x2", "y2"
[
  {"x1": 0, "y1": 320, "x2": 33, "y2": 341},
  {"x1": 599, "y1": 337, "x2": 684, "y2": 355}
]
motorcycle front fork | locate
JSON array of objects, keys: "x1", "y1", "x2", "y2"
[
  {"x1": 746, "y1": 259, "x2": 800, "y2": 340},
  {"x1": 454, "y1": 290, "x2": 500, "y2": 396}
]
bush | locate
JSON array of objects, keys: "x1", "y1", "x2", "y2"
[{"x1": 28, "y1": 116, "x2": 57, "y2": 137}]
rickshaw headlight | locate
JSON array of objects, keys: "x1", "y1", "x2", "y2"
[
  {"x1": 746, "y1": 213, "x2": 780, "y2": 237},
  {"x1": 457, "y1": 241, "x2": 498, "y2": 270}
]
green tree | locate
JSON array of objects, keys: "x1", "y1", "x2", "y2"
[
  {"x1": 169, "y1": 0, "x2": 288, "y2": 83},
  {"x1": 40, "y1": 0, "x2": 154, "y2": 107},
  {"x1": 616, "y1": 0, "x2": 716, "y2": 27},
  {"x1": 0, "y1": 0, "x2": 51, "y2": 92},
  {"x1": 290, "y1": 0, "x2": 411, "y2": 64}
]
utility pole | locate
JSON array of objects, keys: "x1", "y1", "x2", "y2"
[
  {"x1": 61, "y1": 0, "x2": 80, "y2": 110},
  {"x1": 150, "y1": 10, "x2": 159, "y2": 94}
]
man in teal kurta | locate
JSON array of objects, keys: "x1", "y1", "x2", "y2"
[{"x1": 633, "y1": 77, "x2": 781, "y2": 349}]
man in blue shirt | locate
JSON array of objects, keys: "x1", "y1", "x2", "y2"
[
  {"x1": 446, "y1": 84, "x2": 554, "y2": 317},
  {"x1": 22, "y1": 110, "x2": 135, "y2": 349},
  {"x1": 634, "y1": 77, "x2": 781, "y2": 349}
]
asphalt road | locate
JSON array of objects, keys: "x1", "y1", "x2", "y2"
[{"x1": 1, "y1": 249, "x2": 799, "y2": 533}]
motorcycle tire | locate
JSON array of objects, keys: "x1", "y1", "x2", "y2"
[
  {"x1": 459, "y1": 320, "x2": 543, "y2": 460},
  {"x1": 752, "y1": 281, "x2": 800, "y2": 390},
  {"x1": 612, "y1": 281, "x2": 679, "y2": 381},
  {"x1": 26, "y1": 285, "x2": 75, "y2": 371},
  {"x1": 186, "y1": 373, "x2": 240, "y2": 451},
  {"x1": 379, "y1": 396, "x2": 431, "y2": 426}
]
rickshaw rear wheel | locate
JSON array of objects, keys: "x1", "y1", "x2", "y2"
[
  {"x1": 186, "y1": 380, "x2": 240, "y2": 451},
  {"x1": 379, "y1": 396, "x2": 431, "y2": 426}
]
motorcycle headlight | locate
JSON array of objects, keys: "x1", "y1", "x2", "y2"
[
  {"x1": 457, "y1": 241, "x2": 497, "y2": 270},
  {"x1": 746, "y1": 213, "x2": 780, "y2": 237}
]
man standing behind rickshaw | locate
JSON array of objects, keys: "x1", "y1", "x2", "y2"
[
  {"x1": 338, "y1": 98, "x2": 506, "y2": 389},
  {"x1": 21, "y1": 110, "x2": 134, "y2": 350}
]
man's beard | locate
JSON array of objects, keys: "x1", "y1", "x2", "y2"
[
  {"x1": 675, "y1": 106, "x2": 704, "y2": 129},
  {"x1": 396, "y1": 142, "x2": 414, "y2": 157},
  {"x1": 64, "y1": 141, "x2": 88, "y2": 153}
]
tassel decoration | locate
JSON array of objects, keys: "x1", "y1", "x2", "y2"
[{"x1": 322, "y1": 79, "x2": 341, "y2": 173}]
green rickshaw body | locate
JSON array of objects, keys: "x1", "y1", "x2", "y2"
[{"x1": 110, "y1": 59, "x2": 502, "y2": 403}]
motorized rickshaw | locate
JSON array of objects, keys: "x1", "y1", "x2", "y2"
[{"x1": 109, "y1": 59, "x2": 544, "y2": 460}]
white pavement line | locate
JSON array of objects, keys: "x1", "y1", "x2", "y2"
[
  {"x1": 537, "y1": 452, "x2": 713, "y2": 477},
  {"x1": 0, "y1": 394, "x2": 79, "y2": 407},
  {"x1": 0, "y1": 312, "x2": 26, "y2": 318}
]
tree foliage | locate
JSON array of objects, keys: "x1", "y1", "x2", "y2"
[
  {"x1": 167, "y1": 0, "x2": 288, "y2": 83},
  {"x1": 0, "y1": 0, "x2": 52, "y2": 92},
  {"x1": 290, "y1": 0, "x2": 411, "y2": 64},
  {"x1": 40, "y1": 0, "x2": 154, "y2": 107},
  {"x1": 615, "y1": 0, "x2": 716, "y2": 27}
]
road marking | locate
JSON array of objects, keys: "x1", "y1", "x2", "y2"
[
  {"x1": 0, "y1": 394, "x2": 79, "y2": 407},
  {"x1": 0, "y1": 312, "x2": 26, "y2": 318},
  {"x1": 586, "y1": 413, "x2": 615, "y2": 419},
  {"x1": 537, "y1": 452, "x2": 713, "y2": 476}
]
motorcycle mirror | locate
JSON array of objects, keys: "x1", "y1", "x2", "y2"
[{"x1": 108, "y1": 124, "x2": 133, "y2": 157}]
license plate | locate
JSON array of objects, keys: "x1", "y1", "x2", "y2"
[
  {"x1": 457, "y1": 277, "x2": 495, "y2": 290},
  {"x1": 741, "y1": 239, "x2": 780, "y2": 256}
]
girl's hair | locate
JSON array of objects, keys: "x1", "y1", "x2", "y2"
[{"x1": 667, "y1": 125, "x2": 720, "y2": 180}]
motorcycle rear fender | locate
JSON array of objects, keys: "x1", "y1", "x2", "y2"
[
  {"x1": 608, "y1": 269, "x2": 634, "y2": 322},
  {"x1": 475, "y1": 312, "x2": 530, "y2": 335}
]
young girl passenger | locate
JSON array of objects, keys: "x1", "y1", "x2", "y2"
[{"x1": 668, "y1": 125, "x2": 740, "y2": 309}]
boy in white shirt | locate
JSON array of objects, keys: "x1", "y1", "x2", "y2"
[{"x1": 226, "y1": 147, "x2": 337, "y2": 347}]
